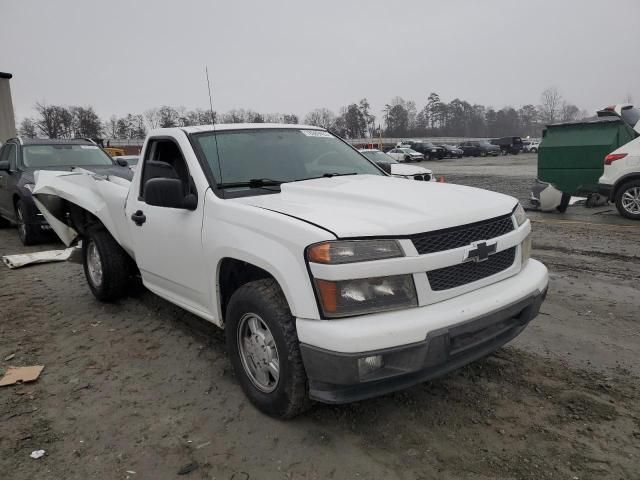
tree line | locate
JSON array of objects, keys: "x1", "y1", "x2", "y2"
[{"x1": 19, "y1": 87, "x2": 587, "y2": 141}]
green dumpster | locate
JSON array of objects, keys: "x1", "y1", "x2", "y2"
[{"x1": 538, "y1": 117, "x2": 636, "y2": 196}]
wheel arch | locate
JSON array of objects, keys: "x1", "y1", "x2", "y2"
[
  {"x1": 613, "y1": 173, "x2": 640, "y2": 200},
  {"x1": 217, "y1": 256, "x2": 292, "y2": 325}
]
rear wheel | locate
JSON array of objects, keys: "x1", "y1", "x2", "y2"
[
  {"x1": 225, "y1": 279, "x2": 310, "y2": 419},
  {"x1": 15, "y1": 199, "x2": 39, "y2": 246},
  {"x1": 82, "y1": 228, "x2": 130, "y2": 301},
  {"x1": 404, "y1": 155, "x2": 412, "y2": 163},
  {"x1": 615, "y1": 180, "x2": 640, "y2": 220}
]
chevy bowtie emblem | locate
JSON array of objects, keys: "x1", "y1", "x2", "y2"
[{"x1": 465, "y1": 241, "x2": 497, "y2": 263}]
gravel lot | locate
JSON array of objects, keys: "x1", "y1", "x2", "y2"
[{"x1": 2, "y1": 154, "x2": 639, "y2": 480}]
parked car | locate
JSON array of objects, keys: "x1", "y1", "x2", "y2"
[
  {"x1": 33, "y1": 123, "x2": 547, "y2": 418},
  {"x1": 0, "y1": 138, "x2": 133, "y2": 245},
  {"x1": 410, "y1": 142, "x2": 446, "y2": 160},
  {"x1": 359, "y1": 149, "x2": 435, "y2": 181},
  {"x1": 387, "y1": 147, "x2": 425, "y2": 162},
  {"x1": 598, "y1": 135, "x2": 640, "y2": 220},
  {"x1": 459, "y1": 140, "x2": 501, "y2": 157},
  {"x1": 490, "y1": 137, "x2": 524, "y2": 155},
  {"x1": 441, "y1": 144, "x2": 464, "y2": 158},
  {"x1": 522, "y1": 140, "x2": 540, "y2": 153}
]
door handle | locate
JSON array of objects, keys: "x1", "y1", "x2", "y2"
[{"x1": 131, "y1": 210, "x2": 146, "y2": 226}]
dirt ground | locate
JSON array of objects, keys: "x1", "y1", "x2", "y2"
[{"x1": 1, "y1": 153, "x2": 639, "y2": 479}]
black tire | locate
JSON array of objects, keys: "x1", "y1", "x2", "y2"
[
  {"x1": 531, "y1": 148, "x2": 538, "y2": 153},
  {"x1": 0, "y1": 215, "x2": 10, "y2": 228},
  {"x1": 82, "y1": 228, "x2": 130, "y2": 301},
  {"x1": 480, "y1": 151, "x2": 487, "y2": 157},
  {"x1": 15, "y1": 199, "x2": 40, "y2": 246},
  {"x1": 614, "y1": 180, "x2": 640, "y2": 220},
  {"x1": 404, "y1": 155, "x2": 411, "y2": 163},
  {"x1": 225, "y1": 278, "x2": 310, "y2": 419}
]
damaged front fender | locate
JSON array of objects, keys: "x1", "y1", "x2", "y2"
[{"x1": 33, "y1": 170, "x2": 133, "y2": 252}]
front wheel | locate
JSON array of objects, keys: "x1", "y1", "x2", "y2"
[
  {"x1": 225, "y1": 279, "x2": 310, "y2": 419},
  {"x1": 83, "y1": 228, "x2": 130, "y2": 301},
  {"x1": 15, "y1": 199, "x2": 39, "y2": 246},
  {"x1": 615, "y1": 180, "x2": 640, "y2": 220}
]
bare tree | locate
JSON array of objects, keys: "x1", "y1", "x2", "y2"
[
  {"x1": 33, "y1": 102, "x2": 69, "y2": 138},
  {"x1": 539, "y1": 87, "x2": 563, "y2": 124},
  {"x1": 304, "y1": 108, "x2": 336, "y2": 129},
  {"x1": 19, "y1": 118, "x2": 37, "y2": 138},
  {"x1": 144, "y1": 108, "x2": 161, "y2": 129},
  {"x1": 560, "y1": 102, "x2": 580, "y2": 122},
  {"x1": 105, "y1": 115, "x2": 118, "y2": 138}
]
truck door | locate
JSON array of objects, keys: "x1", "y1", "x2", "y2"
[{"x1": 126, "y1": 135, "x2": 211, "y2": 317}]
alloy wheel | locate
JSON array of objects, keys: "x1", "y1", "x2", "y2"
[{"x1": 237, "y1": 313, "x2": 280, "y2": 393}]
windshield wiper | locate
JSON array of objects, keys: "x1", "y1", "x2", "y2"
[
  {"x1": 298, "y1": 172, "x2": 358, "y2": 181},
  {"x1": 217, "y1": 178, "x2": 288, "y2": 189}
]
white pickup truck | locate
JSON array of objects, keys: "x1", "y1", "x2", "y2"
[{"x1": 33, "y1": 123, "x2": 548, "y2": 418}]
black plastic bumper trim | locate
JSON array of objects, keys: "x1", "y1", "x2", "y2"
[{"x1": 300, "y1": 289, "x2": 547, "y2": 404}]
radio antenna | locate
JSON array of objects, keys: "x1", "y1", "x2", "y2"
[
  {"x1": 205, "y1": 66, "x2": 215, "y2": 126},
  {"x1": 205, "y1": 66, "x2": 223, "y2": 183}
]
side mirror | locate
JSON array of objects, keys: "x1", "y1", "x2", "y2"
[
  {"x1": 182, "y1": 193, "x2": 198, "y2": 211},
  {"x1": 0, "y1": 160, "x2": 10, "y2": 172},
  {"x1": 115, "y1": 158, "x2": 128, "y2": 167},
  {"x1": 144, "y1": 178, "x2": 197, "y2": 210}
]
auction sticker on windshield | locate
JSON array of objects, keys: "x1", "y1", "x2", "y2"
[{"x1": 300, "y1": 130, "x2": 333, "y2": 138}]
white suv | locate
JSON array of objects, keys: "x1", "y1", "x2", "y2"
[{"x1": 598, "y1": 135, "x2": 640, "y2": 219}]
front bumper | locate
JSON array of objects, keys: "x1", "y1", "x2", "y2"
[{"x1": 297, "y1": 259, "x2": 548, "y2": 404}]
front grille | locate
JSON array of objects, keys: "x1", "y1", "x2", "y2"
[
  {"x1": 411, "y1": 214, "x2": 514, "y2": 255},
  {"x1": 427, "y1": 247, "x2": 516, "y2": 291}
]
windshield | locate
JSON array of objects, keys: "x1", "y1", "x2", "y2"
[
  {"x1": 362, "y1": 151, "x2": 396, "y2": 164},
  {"x1": 194, "y1": 129, "x2": 382, "y2": 187},
  {"x1": 23, "y1": 144, "x2": 114, "y2": 168}
]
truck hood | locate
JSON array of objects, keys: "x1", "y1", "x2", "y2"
[{"x1": 231, "y1": 175, "x2": 517, "y2": 238}]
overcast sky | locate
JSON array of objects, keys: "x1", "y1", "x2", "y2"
[{"x1": 1, "y1": 0, "x2": 639, "y2": 122}]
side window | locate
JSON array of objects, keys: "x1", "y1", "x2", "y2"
[
  {"x1": 8, "y1": 144, "x2": 17, "y2": 170},
  {"x1": 0, "y1": 144, "x2": 17, "y2": 170},
  {"x1": 140, "y1": 139, "x2": 193, "y2": 198}
]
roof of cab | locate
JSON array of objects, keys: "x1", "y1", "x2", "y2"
[{"x1": 181, "y1": 123, "x2": 324, "y2": 134}]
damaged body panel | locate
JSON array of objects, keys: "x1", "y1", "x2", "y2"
[{"x1": 33, "y1": 170, "x2": 134, "y2": 255}]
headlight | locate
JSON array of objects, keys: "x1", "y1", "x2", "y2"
[
  {"x1": 24, "y1": 183, "x2": 35, "y2": 193},
  {"x1": 307, "y1": 240, "x2": 402, "y2": 264},
  {"x1": 521, "y1": 233, "x2": 532, "y2": 266},
  {"x1": 514, "y1": 203, "x2": 527, "y2": 226},
  {"x1": 431, "y1": 149, "x2": 437, "y2": 152},
  {"x1": 314, "y1": 275, "x2": 418, "y2": 318}
]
